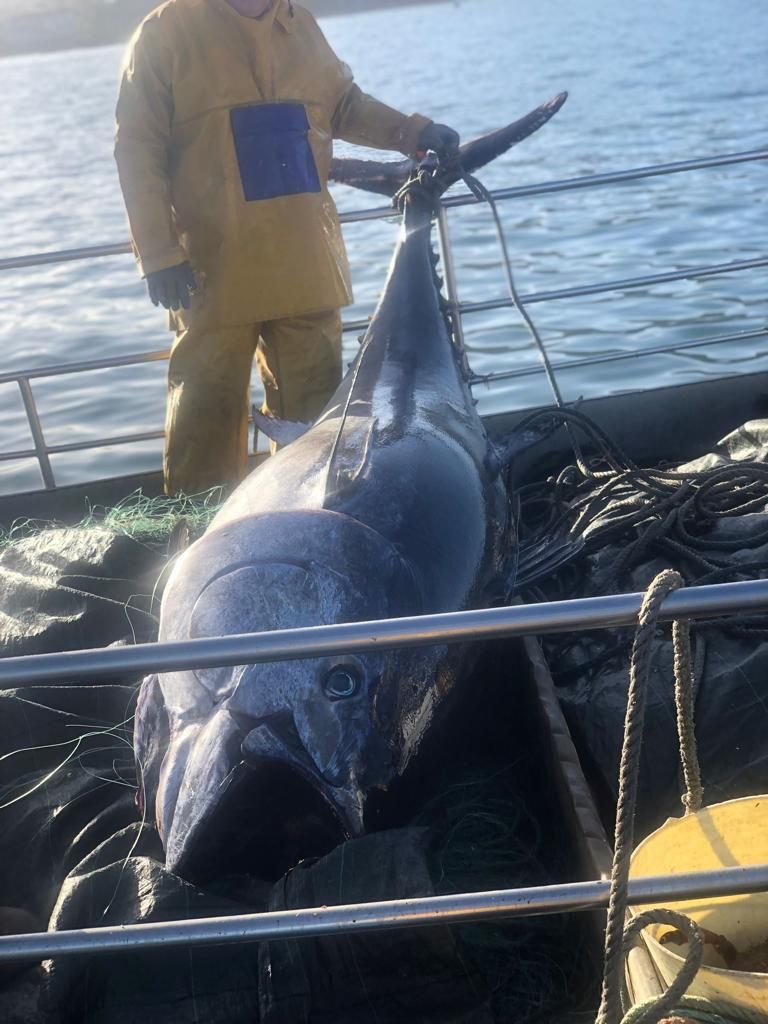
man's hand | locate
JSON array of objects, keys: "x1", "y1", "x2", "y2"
[
  {"x1": 145, "y1": 262, "x2": 197, "y2": 311},
  {"x1": 416, "y1": 123, "x2": 460, "y2": 161}
]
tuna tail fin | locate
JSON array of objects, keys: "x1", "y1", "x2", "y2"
[{"x1": 329, "y1": 92, "x2": 568, "y2": 198}]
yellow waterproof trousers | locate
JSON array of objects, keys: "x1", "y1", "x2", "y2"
[{"x1": 164, "y1": 309, "x2": 342, "y2": 496}]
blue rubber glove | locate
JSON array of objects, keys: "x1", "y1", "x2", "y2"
[
  {"x1": 146, "y1": 262, "x2": 197, "y2": 311},
  {"x1": 416, "y1": 123, "x2": 460, "y2": 161}
]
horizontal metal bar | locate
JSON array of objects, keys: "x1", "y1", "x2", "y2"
[
  {"x1": 0, "y1": 259, "x2": 761, "y2": 391},
  {"x1": 45, "y1": 430, "x2": 166, "y2": 456},
  {"x1": 10, "y1": 324, "x2": 762, "y2": 463},
  {"x1": 355, "y1": 256, "x2": 766, "y2": 343},
  {"x1": 0, "y1": 332, "x2": 766, "y2": 472},
  {"x1": 0, "y1": 580, "x2": 766, "y2": 687},
  {"x1": 0, "y1": 349, "x2": 170, "y2": 387},
  {"x1": 0, "y1": 431, "x2": 166, "y2": 463},
  {"x1": 0, "y1": 432, "x2": 165, "y2": 463},
  {"x1": 441, "y1": 147, "x2": 768, "y2": 208},
  {"x1": 342, "y1": 317, "x2": 373, "y2": 334},
  {"x1": 0, "y1": 447, "x2": 37, "y2": 464},
  {"x1": 0, "y1": 241, "x2": 133, "y2": 272},
  {"x1": 1, "y1": 150, "x2": 765, "y2": 275},
  {"x1": 0, "y1": 865, "x2": 765, "y2": 963},
  {"x1": 461, "y1": 257, "x2": 768, "y2": 314},
  {"x1": 471, "y1": 327, "x2": 768, "y2": 386},
  {"x1": 0, "y1": 327, "x2": 365, "y2": 390},
  {"x1": 245, "y1": 148, "x2": 768, "y2": 227}
]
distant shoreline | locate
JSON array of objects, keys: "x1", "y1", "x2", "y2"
[{"x1": 0, "y1": 0, "x2": 447, "y2": 60}]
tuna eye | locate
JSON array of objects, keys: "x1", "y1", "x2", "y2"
[{"x1": 323, "y1": 667, "x2": 360, "y2": 700}]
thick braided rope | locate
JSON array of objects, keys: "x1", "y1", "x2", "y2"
[
  {"x1": 596, "y1": 569, "x2": 686, "y2": 1024},
  {"x1": 672, "y1": 620, "x2": 704, "y2": 813},
  {"x1": 620, "y1": 908, "x2": 705, "y2": 1024}
]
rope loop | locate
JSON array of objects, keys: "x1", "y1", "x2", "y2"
[
  {"x1": 620, "y1": 909, "x2": 705, "y2": 1024},
  {"x1": 393, "y1": 155, "x2": 445, "y2": 214}
]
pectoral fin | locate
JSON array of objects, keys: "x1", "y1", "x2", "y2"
[{"x1": 252, "y1": 409, "x2": 312, "y2": 447}]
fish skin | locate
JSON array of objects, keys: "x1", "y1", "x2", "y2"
[{"x1": 134, "y1": 95, "x2": 568, "y2": 883}]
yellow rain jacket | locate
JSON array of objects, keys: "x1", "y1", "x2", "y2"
[{"x1": 114, "y1": 0, "x2": 431, "y2": 330}]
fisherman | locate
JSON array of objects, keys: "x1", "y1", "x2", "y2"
[{"x1": 114, "y1": 0, "x2": 459, "y2": 496}]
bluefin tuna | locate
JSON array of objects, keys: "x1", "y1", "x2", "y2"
[{"x1": 134, "y1": 94, "x2": 568, "y2": 882}]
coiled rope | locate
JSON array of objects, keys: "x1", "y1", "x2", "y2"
[{"x1": 514, "y1": 408, "x2": 768, "y2": 612}]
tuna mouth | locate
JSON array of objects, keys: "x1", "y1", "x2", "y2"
[{"x1": 173, "y1": 759, "x2": 349, "y2": 885}]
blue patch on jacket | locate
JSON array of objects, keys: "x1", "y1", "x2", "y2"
[{"x1": 230, "y1": 102, "x2": 321, "y2": 202}]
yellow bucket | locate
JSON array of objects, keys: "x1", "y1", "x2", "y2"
[{"x1": 629, "y1": 796, "x2": 768, "y2": 1023}]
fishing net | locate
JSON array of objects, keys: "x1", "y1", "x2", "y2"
[
  {"x1": 0, "y1": 488, "x2": 224, "y2": 549},
  {"x1": 414, "y1": 764, "x2": 599, "y2": 1023}
]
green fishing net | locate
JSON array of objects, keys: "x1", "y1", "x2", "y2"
[{"x1": 0, "y1": 488, "x2": 225, "y2": 548}]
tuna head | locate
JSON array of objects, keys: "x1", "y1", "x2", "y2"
[{"x1": 134, "y1": 510, "x2": 436, "y2": 882}]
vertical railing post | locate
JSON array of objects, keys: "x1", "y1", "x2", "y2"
[
  {"x1": 436, "y1": 204, "x2": 467, "y2": 357},
  {"x1": 17, "y1": 378, "x2": 56, "y2": 491}
]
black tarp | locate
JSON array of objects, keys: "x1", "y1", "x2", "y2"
[
  {"x1": 259, "y1": 829, "x2": 490, "y2": 1024},
  {"x1": 45, "y1": 824, "x2": 494, "y2": 1024},
  {"x1": 0, "y1": 527, "x2": 161, "y2": 657}
]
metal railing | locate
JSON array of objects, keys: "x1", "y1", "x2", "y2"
[
  {"x1": 0, "y1": 577, "x2": 767, "y2": 961},
  {"x1": 2, "y1": 865, "x2": 767, "y2": 962},
  {"x1": 2, "y1": 577, "x2": 766, "y2": 686},
  {"x1": 1, "y1": 147, "x2": 766, "y2": 492}
]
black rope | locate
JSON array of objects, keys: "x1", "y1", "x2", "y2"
[
  {"x1": 519, "y1": 415, "x2": 768, "y2": 598},
  {"x1": 516, "y1": 411, "x2": 768, "y2": 701}
]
